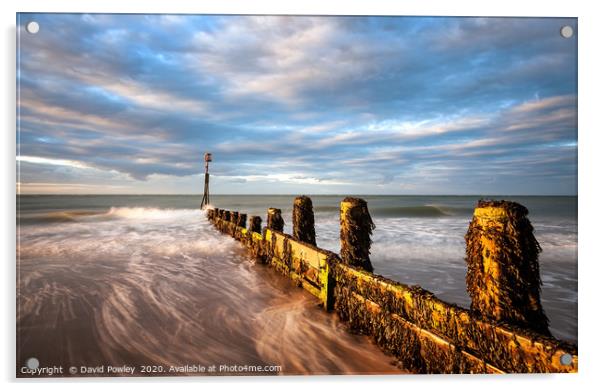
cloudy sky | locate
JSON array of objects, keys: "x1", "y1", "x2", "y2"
[{"x1": 17, "y1": 14, "x2": 577, "y2": 195}]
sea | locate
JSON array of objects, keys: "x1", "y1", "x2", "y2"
[{"x1": 16, "y1": 194, "x2": 577, "y2": 375}]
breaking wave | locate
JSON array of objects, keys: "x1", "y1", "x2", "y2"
[{"x1": 18, "y1": 207, "x2": 199, "y2": 225}]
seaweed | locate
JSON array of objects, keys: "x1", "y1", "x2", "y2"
[
  {"x1": 264, "y1": 228, "x2": 276, "y2": 267},
  {"x1": 249, "y1": 216, "x2": 262, "y2": 234},
  {"x1": 292, "y1": 195, "x2": 316, "y2": 245},
  {"x1": 332, "y1": 265, "x2": 486, "y2": 373},
  {"x1": 282, "y1": 236, "x2": 293, "y2": 272},
  {"x1": 237, "y1": 213, "x2": 247, "y2": 228},
  {"x1": 297, "y1": 259, "x2": 309, "y2": 288},
  {"x1": 267, "y1": 208, "x2": 284, "y2": 232},
  {"x1": 331, "y1": 262, "x2": 576, "y2": 373},
  {"x1": 340, "y1": 197, "x2": 374, "y2": 272},
  {"x1": 252, "y1": 239, "x2": 266, "y2": 263},
  {"x1": 465, "y1": 200, "x2": 550, "y2": 335}
]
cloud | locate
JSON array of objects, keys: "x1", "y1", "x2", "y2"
[
  {"x1": 17, "y1": 155, "x2": 91, "y2": 169},
  {"x1": 16, "y1": 14, "x2": 577, "y2": 195}
]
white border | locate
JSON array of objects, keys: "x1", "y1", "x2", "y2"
[{"x1": 3, "y1": 1, "x2": 601, "y2": 390}]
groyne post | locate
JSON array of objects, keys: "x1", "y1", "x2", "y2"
[
  {"x1": 214, "y1": 209, "x2": 222, "y2": 227},
  {"x1": 339, "y1": 197, "x2": 374, "y2": 272},
  {"x1": 249, "y1": 216, "x2": 262, "y2": 234},
  {"x1": 292, "y1": 196, "x2": 316, "y2": 246},
  {"x1": 237, "y1": 213, "x2": 247, "y2": 228},
  {"x1": 229, "y1": 211, "x2": 239, "y2": 235},
  {"x1": 267, "y1": 208, "x2": 284, "y2": 232},
  {"x1": 465, "y1": 200, "x2": 550, "y2": 335}
]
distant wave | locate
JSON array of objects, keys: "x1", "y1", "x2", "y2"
[
  {"x1": 18, "y1": 210, "x2": 104, "y2": 224},
  {"x1": 104, "y1": 206, "x2": 197, "y2": 220},
  {"x1": 18, "y1": 207, "x2": 200, "y2": 225},
  {"x1": 313, "y1": 206, "x2": 342, "y2": 213},
  {"x1": 316, "y1": 204, "x2": 471, "y2": 218},
  {"x1": 377, "y1": 205, "x2": 450, "y2": 217}
]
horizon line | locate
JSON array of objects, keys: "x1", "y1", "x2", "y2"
[{"x1": 16, "y1": 193, "x2": 578, "y2": 197}]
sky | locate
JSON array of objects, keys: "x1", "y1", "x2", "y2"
[{"x1": 17, "y1": 14, "x2": 577, "y2": 195}]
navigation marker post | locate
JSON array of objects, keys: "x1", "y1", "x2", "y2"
[{"x1": 200, "y1": 152, "x2": 212, "y2": 210}]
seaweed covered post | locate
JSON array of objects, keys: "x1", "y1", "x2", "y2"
[
  {"x1": 237, "y1": 213, "x2": 247, "y2": 228},
  {"x1": 267, "y1": 208, "x2": 284, "y2": 232},
  {"x1": 339, "y1": 197, "x2": 375, "y2": 272},
  {"x1": 229, "y1": 211, "x2": 239, "y2": 235},
  {"x1": 249, "y1": 216, "x2": 262, "y2": 234},
  {"x1": 223, "y1": 210, "x2": 231, "y2": 223},
  {"x1": 292, "y1": 196, "x2": 316, "y2": 246},
  {"x1": 465, "y1": 200, "x2": 550, "y2": 335}
]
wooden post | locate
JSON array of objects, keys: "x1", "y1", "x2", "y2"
[
  {"x1": 249, "y1": 216, "x2": 262, "y2": 234},
  {"x1": 339, "y1": 197, "x2": 374, "y2": 272},
  {"x1": 237, "y1": 213, "x2": 247, "y2": 228},
  {"x1": 293, "y1": 196, "x2": 316, "y2": 246},
  {"x1": 223, "y1": 210, "x2": 231, "y2": 222},
  {"x1": 229, "y1": 211, "x2": 239, "y2": 235},
  {"x1": 267, "y1": 208, "x2": 284, "y2": 232},
  {"x1": 465, "y1": 200, "x2": 550, "y2": 335}
]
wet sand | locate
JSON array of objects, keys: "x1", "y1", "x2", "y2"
[{"x1": 17, "y1": 208, "x2": 402, "y2": 377}]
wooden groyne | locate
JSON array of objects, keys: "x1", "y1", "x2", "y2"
[{"x1": 206, "y1": 198, "x2": 577, "y2": 374}]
